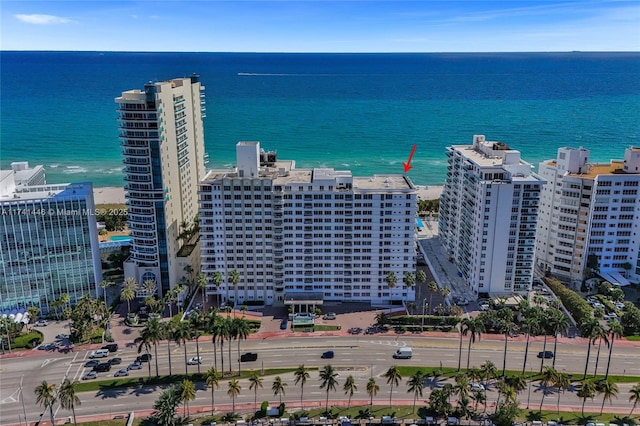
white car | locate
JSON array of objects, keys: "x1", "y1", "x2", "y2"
[
  {"x1": 469, "y1": 383, "x2": 485, "y2": 391},
  {"x1": 82, "y1": 371, "x2": 97, "y2": 380},
  {"x1": 187, "y1": 357, "x2": 202, "y2": 365},
  {"x1": 34, "y1": 320, "x2": 48, "y2": 327},
  {"x1": 127, "y1": 362, "x2": 143, "y2": 370},
  {"x1": 114, "y1": 369, "x2": 129, "y2": 377},
  {"x1": 479, "y1": 304, "x2": 491, "y2": 311}
]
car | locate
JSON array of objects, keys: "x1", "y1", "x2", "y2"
[
  {"x1": 82, "y1": 371, "x2": 97, "y2": 380},
  {"x1": 187, "y1": 357, "x2": 202, "y2": 365},
  {"x1": 240, "y1": 352, "x2": 258, "y2": 362},
  {"x1": 537, "y1": 351, "x2": 554, "y2": 359},
  {"x1": 615, "y1": 302, "x2": 625, "y2": 310},
  {"x1": 102, "y1": 343, "x2": 118, "y2": 352},
  {"x1": 469, "y1": 383, "x2": 485, "y2": 391},
  {"x1": 127, "y1": 362, "x2": 143, "y2": 370},
  {"x1": 323, "y1": 312, "x2": 337, "y2": 320},
  {"x1": 94, "y1": 362, "x2": 111, "y2": 372},
  {"x1": 280, "y1": 319, "x2": 288, "y2": 330},
  {"x1": 321, "y1": 350, "x2": 334, "y2": 359},
  {"x1": 479, "y1": 304, "x2": 491, "y2": 311},
  {"x1": 88, "y1": 349, "x2": 109, "y2": 358},
  {"x1": 108, "y1": 357, "x2": 122, "y2": 365},
  {"x1": 84, "y1": 360, "x2": 100, "y2": 368},
  {"x1": 348, "y1": 327, "x2": 362, "y2": 334},
  {"x1": 34, "y1": 320, "x2": 48, "y2": 327},
  {"x1": 456, "y1": 298, "x2": 470, "y2": 306},
  {"x1": 592, "y1": 302, "x2": 605, "y2": 309},
  {"x1": 113, "y1": 368, "x2": 129, "y2": 377},
  {"x1": 136, "y1": 353, "x2": 152, "y2": 363}
]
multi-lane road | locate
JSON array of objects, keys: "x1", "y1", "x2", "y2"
[{"x1": 1, "y1": 335, "x2": 639, "y2": 424}]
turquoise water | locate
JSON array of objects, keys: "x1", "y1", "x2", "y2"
[
  {"x1": 109, "y1": 235, "x2": 131, "y2": 242},
  {"x1": 1, "y1": 52, "x2": 639, "y2": 186},
  {"x1": 416, "y1": 217, "x2": 425, "y2": 228}
]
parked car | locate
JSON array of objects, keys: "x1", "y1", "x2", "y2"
[
  {"x1": 537, "y1": 351, "x2": 554, "y2": 359},
  {"x1": 323, "y1": 312, "x2": 337, "y2": 320},
  {"x1": 240, "y1": 352, "x2": 258, "y2": 362},
  {"x1": 348, "y1": 327, "x2": 362, "y2": 334},
  {"x1": 114, "y1": 369, "x2": 129, "y2": 377},
  {"x1": 479, "y1": 304, "x2": 491, "y2": 311},
  {"x1": 82, "y1": 371, "x2": 97, "y2": 380},
  {"x1": 469, "y1": 383, "x2": 485, "y2": 391},
  {"x1": 614, "y1": 302, "x2": 625, "y2": 310},
  {"x1": 108, "y1": 357, "x2": 122, "y2": 365},
  {"x1": 102, "y1": 343, "x2": 118, "y2": 352},
  {"x1": 127, "y1": 362, "x2": 143, "y2": 370},
  {"x1": 187, "y1": 357, "x2": 202, "y2": 365},
  {"x1": 321, "y1": 350, "x2": 334, "y2": 359},
  {"x1": 34, "y1": 320, "x2": 48, "y2": 327},
  {"x1": 280, "y1": 319, "x2": 288, "y2": 330},
  {"x1": 136, "y1": 353, "x2": 152, "y2": 363},
  {"x1": 84, "y1": 360, "x2": 100, "y2": 368}
]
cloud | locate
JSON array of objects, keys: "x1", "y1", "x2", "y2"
[{"x1": 14, "y1": 14, "x2": 72, "y2": 25}]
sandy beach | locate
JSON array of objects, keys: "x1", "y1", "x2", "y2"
[
  {"x1": 93, "y1": 185, "x2": 443, "y2": 206},
  {"x1": 93, "y1": 185, "x2": 443, "y2": 205}
]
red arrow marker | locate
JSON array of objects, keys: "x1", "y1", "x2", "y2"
[{"x1": 403, "y1": 144, "x2": 417, "y2": 173}]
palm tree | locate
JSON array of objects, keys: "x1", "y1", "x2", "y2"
[
  {"x1": 134, "y1": 329, "x2": 153, "y2": 378},
  {"x1": 227, "y1": 379, "x2": 241, "y2": 415},
  {"x1": 34, "y1": 380, "x2": 56, "y2": 426},
  {"x1": 249, "y1": 371, "x2": 264, "y2": 411},
  {"x1": 604, "y1": 321, "x2": 624, "y2": 380},
  {"x1": 520, "y1": 307, "x2": 542, "y2": 375},
  {"x1": 206, "y1": 309, "x2": 220, "y2": 370},
  {"x1": 197, "y1": 272, "x2": 208, "y2": 308},
  {"x1": 628, "y1": 383, "x2": 640, "y2": 415},
  {"x1": 577, "y1": 380, "x2": 597, "y2": 416},
  {"x1": 161, "y1": 321, "x2": 175, "y2": 376},
  {"x1": 462, "y1": 317, "x2": 485, "y2": 370},
  {"x1": 593, "y1": 323, "x2": 609, "y2": 378},
  {"x1": 188, "y1": 312, "x2": 205, "y2": 374},
  {"x1": 137, "y1": 317, "x2": 162, "y2": 376},
  {"x1": 471, "y1": 389, "x2": 486, "y2": 413},
  {"x1": 58, "y1": 379, "x2": 80, "y2": 426},
  {"x1": 554, "y1": 371, "x2": 570, "y2": 413},
  {"x1": 407, "y1": 371, "x2": 424, "y2": 413},
  {"x1": 439, "y1": 285, "x2": 451, "y2": 309},
  {"x1": 596, "y1": 378, "x2": 619, "y2": 415},
  {"x1": 228, "y1": 269, "x2": 241, "y2": 305},
  {"x1": 212, "y1": 271, "x2": 224, "y2": 306},
  {"x1": 497, "y1": 318, "x2": 518, "y2": 377},
  {"x1": 547, "y1": 309, "x2": 570, "y2": 368},
  {"x1": 205, "y1": 367, "x2": 220, "y2": 416},
  {"x1": 402, "y1": 271, "x2": 415, "y2": 304},
  {"x1": 343, "y1": 375, "x2": 358, "y2": 410},
  {"x1": 179, "y1": 379, "x2": 196, "y2": 417},
  {"x1": 539, "y1": 366, "x2": 558, "y2": 412},
  {"x1": 454, "y1": 373, "x2": 470, "y2": 402},
  {"x1": 173, "y1": 320, "x2": 193, "y2": 376},
  {"x1": 233, "y1": 317, "x2": 251, "y2": 374},
  {"x1": 385, "y1": 271, "x2": 398, "y2": 302},
  {"x1": 428, "y1": 281, "x2": 438, "y2": 314},
  {"x1": 366, "y1": 377, "x2": 380, "y2": 406},
  {"x1": 121, "y1": 287, "x2": 135, "y2": 314},
  {"x1": 319, "y1": 364, "x2": 339, "y2": 414},
  {"x1": 99, "y1": 279, "x2": 115, "y2": 307},
  {"x1": 272, "y1": 376, "x2": 287, "y2": 405},
  {"x1": 294, "y1": 365, "x2": 310, "y2": 410},
  {"x1": 579, "y1": 317, "x2": 601, "y2": 379},
  {"x1": 221, "y1": 316, "x2": 233, "y2": 373},
  {"x1": 383, "y1": 365, "x2": 402, "y2": 407},
  {"x1": 416, "y1": 270, "x2": 427, "y2": 289}
]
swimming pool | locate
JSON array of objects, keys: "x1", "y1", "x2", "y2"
[
  {"x1": 110, "y1": 235, "x2": 132, "y2": 242},
  {"x1": 415, "y1": 217, "x2": 425, "y2": 228}
]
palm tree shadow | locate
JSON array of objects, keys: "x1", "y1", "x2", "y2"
[
  {"x1": 532, "y1": 382, "x2": 557, "y2": 397},
  {"x1": 422, "y1": 375, "x2": 447, "y2": 390},
  {"x1": 95, "y1": 386, "x2": 128, "y2": 399},
  {"x1": 130, "y1": 382, "x2": 172, "y2": 396}
]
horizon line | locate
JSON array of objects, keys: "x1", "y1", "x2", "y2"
[{"x1": 2, "y1": 49, "x2": 640, "y2": 54}]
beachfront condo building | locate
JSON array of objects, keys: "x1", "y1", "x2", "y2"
[
  {"x1": 535, "y1": 147, "x2": 640, "y2": 288},
  {"x1": 0, "y1": 167, "x2": 102, "y2": 315},
  {"x1": 116, "y1": 75, "x2": 206, "y2": 297},
  {"x1": 199, "y1": 141, "x2": 418, "y2": 307},
  {"x1": 438, "y1": 135, "x2": 546, "y2": 296}
]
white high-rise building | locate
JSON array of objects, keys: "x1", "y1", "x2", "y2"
[
  {"x1": 439, "y1": 135, "x2": 546, "y2": 295},
  {"x1": 536, "y1": 147, "x2": 640, "y2": 287},
  {"x1": 0, "y1": 172, "x2": 102, "y2": 314},
  {"x1": 116, "y1": 75, "x2": 206, "y2": 296},
  {"x1": 199, "y1": 142, "x2": 418, "y2": 306}
]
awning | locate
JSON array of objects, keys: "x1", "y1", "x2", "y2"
[{"x1": 597, "y1": 269, "x2": 631, "y2": 287}]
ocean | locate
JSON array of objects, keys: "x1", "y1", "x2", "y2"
[{"x1": 1, "y1": 51, "x2": 639, "y2": 187}]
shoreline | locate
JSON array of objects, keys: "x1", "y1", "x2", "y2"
[{"x1": 93, "y1": 185, "x2": 444, "y2": 205}]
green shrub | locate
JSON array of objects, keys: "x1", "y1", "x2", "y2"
[
  {"x1": 546, "y1": 278, "x2": 592, "y2": 324},
  {"x1": 13, "y1": 332, "x2": 43, "y2": 349}
]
